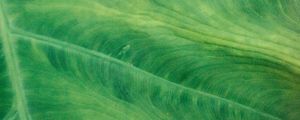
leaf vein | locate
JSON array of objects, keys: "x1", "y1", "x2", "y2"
[{"x1": 12, "y1": 28, "x2": 281, "y2": 120}]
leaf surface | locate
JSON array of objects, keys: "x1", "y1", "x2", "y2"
[{"x1": 1, "y1": 0, "x2": 300, "y2": 120}]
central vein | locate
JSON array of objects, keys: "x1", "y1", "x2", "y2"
[{"x1": 0, "y1": 2, "x2": 31, "y2": 120}]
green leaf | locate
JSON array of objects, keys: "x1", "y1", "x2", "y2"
[{"x1": 1, "y1": 0, "x2": 299, "y2": 120}]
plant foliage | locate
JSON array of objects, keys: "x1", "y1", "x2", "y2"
[{"x1": 0, "y1": 0, "x2": 300, "y2": 120}]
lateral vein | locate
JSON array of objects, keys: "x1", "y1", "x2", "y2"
[{"x1": 12, "y1": 28, "x2": 281, "y2": 120}]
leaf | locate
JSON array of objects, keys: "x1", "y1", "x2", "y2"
[{"x1": 1, "y1": 0, "x2": 300, "y2": 120}]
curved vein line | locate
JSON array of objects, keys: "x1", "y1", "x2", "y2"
[
  {"x1": 0, "y1": 2, "x2": 31, "y2": 120},
  {"x1": 11, "y1": 28, "x2": 281, "y2": 120},
  {"x1": 27, "y1": 3, "x2": 300, "y2": 53},
  {"x1": 25, "y1": 3, "x2": 300, "y2": 71}
]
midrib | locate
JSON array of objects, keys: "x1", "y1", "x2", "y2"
[{"x1": 0, "y1": 2, "x2": 31, "y2": 120}]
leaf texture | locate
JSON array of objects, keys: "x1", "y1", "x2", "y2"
[{"x1": 0, "y1": 0, "x2": 300, "y2": 120}]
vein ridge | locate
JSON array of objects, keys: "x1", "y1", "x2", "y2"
[
  {"x1": 0, "y1": 2, "x2": 31, "y2": 120},
  {"x1": 12, "y1": 28, "x2": 281, "y2": 120}
]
